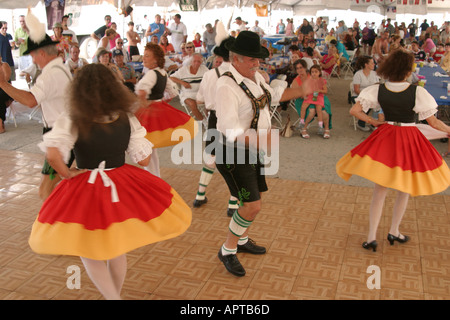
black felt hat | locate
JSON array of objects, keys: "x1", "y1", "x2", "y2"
[
  {"x1": 23, "y1": 9, "x2": 59, "y2": 55},
  {"x1": 213, "y1": 37, "x2": 235, "y2": 59},
  {"x1": 225, "y1": 31, "x2": 269, "y2": 59},
  {"x1": 23, "y1": 34, "x2": 59, "y2": 55}
]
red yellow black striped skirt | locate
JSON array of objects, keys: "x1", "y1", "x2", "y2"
[
  {"x1": 29, "y1": 164, "x2": 192, "y2": 260},
  {"x1": 336, "y1": 124, "x2": 450, "y2": 196},
  {"x1": 135, "y1": 101, "x2": 198, "y2": 149}
]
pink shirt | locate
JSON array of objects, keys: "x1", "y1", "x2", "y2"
[{"x1": 423, "y1": 38, "x2": 436, "y2": 53}]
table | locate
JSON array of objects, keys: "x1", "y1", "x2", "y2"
[
  {"x1": 128, "y1": 61, "x2": 143, "y2": 73},
  {"x1": 417, "y1": 64, "x2": 450, "y2": 106},
  {"x1": 417, "y1": 64, "x2": 450, "y2": 125}
]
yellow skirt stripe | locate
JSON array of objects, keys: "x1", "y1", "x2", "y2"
[
  {"x1": 336, "y1": 153, "x2": 450, "y2": 197},
  {"x1": 29, "y1": 189, "x2": 192, "y2": 261}
]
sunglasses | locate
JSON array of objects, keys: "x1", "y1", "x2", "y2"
[
  {"x1": 118, "y1": 42, "x2": 123, "y2": 44},
  {"x1": 186, "y1": 46, "x2": 194, "y2": 49}
]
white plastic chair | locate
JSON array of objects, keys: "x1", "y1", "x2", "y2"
[
  {"x1": 5, "y1": 103, "x2": 17, "y2": 128},
  {"x1": 269, "y1": 78, "x2": 287, "y2": 130}
]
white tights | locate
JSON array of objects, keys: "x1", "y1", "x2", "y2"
[
  {"x1": 80, "y1": 254, "x2": 127, "y2": 300},
  {"x1": 367, "y1": 184, "x2": 410, "y2": 243}
]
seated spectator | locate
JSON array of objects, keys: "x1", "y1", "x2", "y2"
[
  {"x1": 421, "y1": 33, "x2": 436, "y2": 56},
  {"x1": 260, "y1": 39, "x2": 273, "y2": 59},
  {"x1": 301, "y1": 47, "x2": 318, "y2": 71},
  {"x1": 325, "y1": 28, "x2": 337, "y2": 44},
  {"x1": 170, "y1": 53, "x2": 209, "y2": 120},
  {"x1": 96, "y1": 48, "x2": 124, "y2": 83},
  {"x1": 330, "y1": 39, "x2": 349, "y2": 63},
  {"x1": 433, "y1": 43, "x2": 445, "y2": 62},
  {"x1": 319, "y1": 45, "x2": 339, "y2": 76},
  {"x1": 111, "y1": 38, "x2": 129, "y2": 63},
  {"x1": 410, "y1": 40, "x2": 426, "y2": 60},
  {"x1": 307, "y1": 39, "x2": 322, "y2": 60},
  {"x1": 440, "y1": 42, "x2": 450, "y2": 73},
  {"x1": 112, "y1": 49, "x2": 136, "y2": 91},
  {"x1": 350, "y1": 55, "x2": 380, "y2": 132},
  {"x1": 288, "y1": 45, "x2": 303, "y2": 59},
  {"x1": 171, "y1": 43, "x2": 189, "y2": 66},
  {"x1": 65, "y1": 45, "x2": 89, "y2": 75},
  {"x1": 181, "y1": 41, "x2": 196, "y2": 66},
  {"x1": 389, "y1": 34, "x2": 402, "y2": 53},
  {"x1": 159, "y1": 35, "x2": 175, "y2": 55},
  {"x1": 291, "y1": 60, "x2": 332, "y2": 138}
]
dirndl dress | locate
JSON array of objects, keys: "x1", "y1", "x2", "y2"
[
  {"x1": 336, "y1": 82, "x2": 450, "y2": 196},
  {"x1": 29, "y1": 112, "x2": 192, "y2": 260},
  {"x1": 135, "y1": 67, "x2": 197, "y2": 149}
]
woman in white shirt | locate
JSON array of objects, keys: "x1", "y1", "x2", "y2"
[{"x1": 351, "y1": 55, "x2": 380, "y2": 131}]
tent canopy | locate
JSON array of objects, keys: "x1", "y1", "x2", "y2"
[{"x1": 3, "y1": 0, "x2": 450, "y2": 15}]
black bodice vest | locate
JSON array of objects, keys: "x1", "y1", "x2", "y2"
[
  {"x1": 377, "y1": 83, "x2": 416, "y2": 123},
  {"x1": 148, "y1": 70, "x2": 167, "y2": 100},
  {"x1": 74, "y1": 112, "x2": 130, "y2": 169}
]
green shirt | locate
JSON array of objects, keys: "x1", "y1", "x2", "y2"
[{"x1": 14, "y1": 28, "x2": 28, "y2": 56}]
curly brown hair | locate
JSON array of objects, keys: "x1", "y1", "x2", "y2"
[
  {"x1": 69, "y1": 63, "x2": 138, "y2": 138},
  {"x1": 144, "y1": 42, "x2": 165, "y2": 69},
  {"x1": 376, "y1": 49, "x2": 414, "y2": 82}
]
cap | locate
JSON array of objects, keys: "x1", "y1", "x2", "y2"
[{"x1": 112, "y1": 49, "x2": 123, "y2": 57}]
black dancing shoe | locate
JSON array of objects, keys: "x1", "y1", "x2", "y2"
[
  {"x1": 193, "y1": 197, "x2": 208, "y2": 208},
  {"x1": 362, "y1": 240, "x2": 378, "y2": 252},
  {"x1": 237, "y1": 238, "x2": 266, "y2": 255},
  {"x1": 218, "y1": 250, "x2": 246, "y2": 277},
  {"x1": 227, "y1": 208, "x2": 237, "y2": 217},
  {"x1": 387, "y1": 233, "x2": 410, "y2": 246}
]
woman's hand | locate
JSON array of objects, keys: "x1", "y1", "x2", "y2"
[{"x1": 63, "y1": 168, "x2": 88, "y2": 179}]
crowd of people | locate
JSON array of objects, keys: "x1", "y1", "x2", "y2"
[{"x1": 0, "y1": 8, "x2": 450, "y2": 299}]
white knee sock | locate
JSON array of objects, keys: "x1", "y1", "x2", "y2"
[{"x1": 367, "y1": 184, "x2": 388, "y2": 242}]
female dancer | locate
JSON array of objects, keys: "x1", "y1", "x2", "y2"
[
  {"x1": 29, "y1": 64, "x2": 192, "y2": 299},
  {"x1": 135, "y1": 42, "x2": 196, "y2": 176},
  {"x1": 336, "y1": 49, "x2": 450, "y2": 252}
]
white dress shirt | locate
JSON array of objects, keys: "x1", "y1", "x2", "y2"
[
  {"x1": 30, "y1": 57, "x2": 72, "y2": 128},
  {"x1": 215, "y1": 64, "x2": 284, "y2": 142},
  {"x1": 196, "y1": 62, "x2": 231, "y2": 110}
]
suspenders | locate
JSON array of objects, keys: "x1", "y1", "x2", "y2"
[{"x1": 221, "y1": 71, "x2": 272, "y2": 130}]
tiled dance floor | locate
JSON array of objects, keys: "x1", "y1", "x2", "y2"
[{"x1": 0, "y1": 149, "x2": 450, "y2": 300}]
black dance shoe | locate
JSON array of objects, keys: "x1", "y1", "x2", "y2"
[
  {"x1": 362, "y1": 240, "x2": 378, "y2": 252},
  {"x1": 387, "y1": 233, "x2": 410, "y2": 246},
  {"x1": 193, "y1": 197, "x2": 208, "y2": 208},
  {"x1": 237, "y1": 238, "x2": 266, "y2": 255},
  {"x1": 218, "y1": 250, "x2": 246, "y2": 277}
]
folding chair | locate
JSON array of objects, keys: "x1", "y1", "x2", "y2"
[
  {"x1": 269, "y1": 78, "x2": 287, "y2": 130},
  {"x1": 329, "y1": 63, "x2": 340, "y2": 79},
  {"x1": 341, "y1": 52, "x2": 354, "y2": 79},
  {"x1": 29, "y1": 105, "x2": 41, "y2": 120}
]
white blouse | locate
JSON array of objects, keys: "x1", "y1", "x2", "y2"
[
  {"x1": 39, "y1": 112, "x2": 153, "y2": 165},
  {"x1": 355, "y1": 82, "x2": 438, "y2": 121}
]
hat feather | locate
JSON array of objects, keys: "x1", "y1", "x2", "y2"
[
  {"x1": 26, "y1": 8, "x2": 47, "y2": 43},
  {"x1": 215, "y1": 21, "x2": 229, "y2": 46}
]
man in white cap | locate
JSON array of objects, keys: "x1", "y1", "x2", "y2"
[
  {"x1": 214, "y1": 30, "x2": 312, "y2": 277},
  {"x1": 0, "y1": 10, "x2": 73, "y2": 200}
]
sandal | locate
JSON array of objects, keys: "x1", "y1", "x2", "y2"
[
  {"x1": 323, "y1": 130, "x2": 330, "y2": 139},
  {"x1": 301, "y1": 129, "x2": 310, "y2": 139}
]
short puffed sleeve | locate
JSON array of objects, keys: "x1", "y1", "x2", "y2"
[
  {"x1": 413, "y1": 86, "x2": 438, "y2": 121},
  {"x1": 126, "y1": 113, "x2": 153, "y2": 163},
  {"x1": 355, "y1": 84, "x2": 381, "y2": 113}
]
